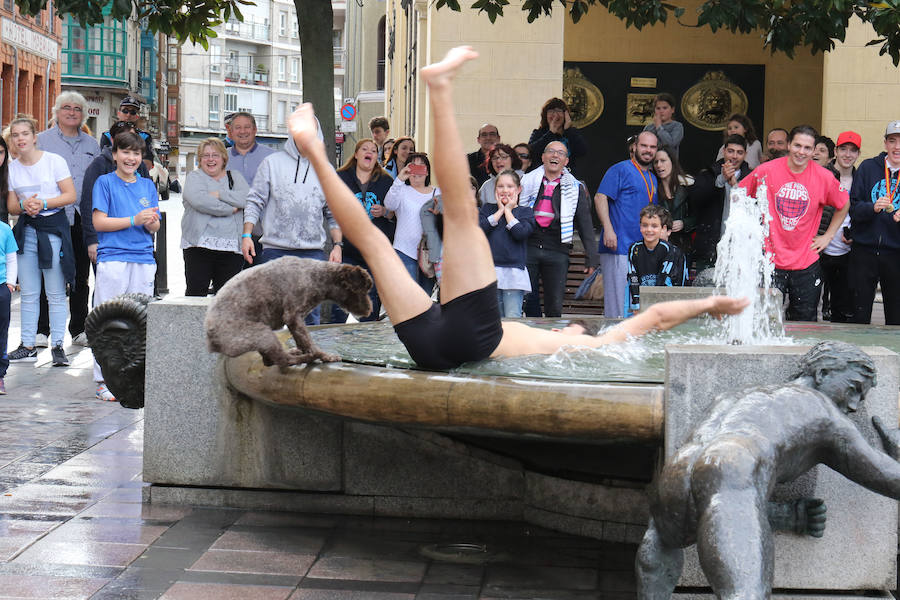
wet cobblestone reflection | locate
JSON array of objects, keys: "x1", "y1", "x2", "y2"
[{"x1": 0, "y1": 301, "x2": 636, "y2": 599}]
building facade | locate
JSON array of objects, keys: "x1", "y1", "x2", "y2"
[
  {"x1": 383, "y1": 0, "x2": 899, "y2": 181},
  {"x1": 60, "y1": 3, "x2": 145, "y2": 137},
  {"x1": 0, "y1": 1, "x2": 62, "y2": 128},
  {"x1": 177, "y1": 0, "x2": 346, "y2": 174},
  {"x1": 340, "y1": 0, "x2": 386, "y2": 150}
]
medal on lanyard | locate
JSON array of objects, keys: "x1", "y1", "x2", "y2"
[
  {"x1": 631, "y1": 159, "x2": 655, "y2": 204},
  {"x1": 884, "y1": 159, "x2": 898, "y2": 212}
]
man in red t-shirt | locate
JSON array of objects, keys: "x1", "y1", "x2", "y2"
[{"x1": 739, "y1": 125, "x2": 849, "y2": 321}]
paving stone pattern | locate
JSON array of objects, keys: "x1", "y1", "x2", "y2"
[{"x1": 0, "y1": 296, "x2": 637, "y2": 599}]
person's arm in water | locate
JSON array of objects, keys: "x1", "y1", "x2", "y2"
[
  {"x1": 495, "y1": 295, "x2": 749, "y2": 357},
  {"x1": 595, "y1": 295, "x2": 749, "y2": 345}
]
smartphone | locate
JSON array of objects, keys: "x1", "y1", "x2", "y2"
[{"x1": 408, "y1": 164, "x2": 427, "y2": 176}]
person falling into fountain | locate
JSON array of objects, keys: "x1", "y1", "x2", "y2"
[{"x1": 285, "y1": 47, "x2": 750, "y2": 370}]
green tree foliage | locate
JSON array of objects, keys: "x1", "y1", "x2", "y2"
[
  {"x1": 27, "y1": 0, "x2": 254, "y2": 49},
  {"x1": 434, "y1": 0, "x2": 900, "y2": 65}
]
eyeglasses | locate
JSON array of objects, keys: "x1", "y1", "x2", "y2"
[
  {"x1": 120, "y1": 108, "x2": 138, "y2": 116},
  {"x1": 543, "y1": 149, "x2": 568, "y2": 157},
  {"x1": 517, "y1": 153, "x2": 530, "y2": 159},
  {"x1": 60, "y1": 105, "x2": 83, "y2": 113},
  {"x1": 479, "y1": 131, "x2": 499, "y2": 138},
  {"x1": 492, "y1": 153, "x2": 510, "y2": 160},
  {"x1": 547, "y1": 108, "x2": 565, "y2": 115},
  {"x1": 201, "y1": 153, "x2": 222, "y2": 160}
]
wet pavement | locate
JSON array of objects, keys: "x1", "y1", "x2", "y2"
[{"x1": 1, "y1": 290, "x2": 638, "y2": 599}]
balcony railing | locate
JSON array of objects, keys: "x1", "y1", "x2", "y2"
[
  {"x1": 223, "y1": 70, "x2": 269, "y2": 86},
  {"x1": 224, "y1": 19, "x2": 270, "y2": 41}
]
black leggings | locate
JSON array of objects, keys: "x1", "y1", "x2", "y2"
[
  {"x1": 183, "y1": 247, "x2": 244, "y2": 296},
  {"x1": 394, "y1": 281, "x2": 503, "y2": 370}
]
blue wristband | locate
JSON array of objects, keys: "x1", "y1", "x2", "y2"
[
  {"x1": 130, "y1": 216, "x2": 135, "y2": 227},
  {"x1": 42, "y1": 199, "x2": 48, "y2": 211},
  {"x1": 18, "y1": 198, "x2": 23, "y2": 211},
  {"x1": 241, "y1": 233, "x2": 252, "y2": 238}
]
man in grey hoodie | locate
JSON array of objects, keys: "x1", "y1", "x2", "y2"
[{"x1": 241, "y1": 118, "x2": 343, "y2": 325}]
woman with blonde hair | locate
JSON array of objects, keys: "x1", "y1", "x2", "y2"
[
  {"x1": 6, "y1": 116, "x2": 76, "y2": 365},
  {"x1": 181, "y1": 137, "x2": 249, "y2": 295}
]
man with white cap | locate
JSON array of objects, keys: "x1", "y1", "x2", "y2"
[
  {"x1": 739, "y1": 124, "x2": 849, "y2": 321},
  {"x1": 846, "y1": 121, "x2": 900, "y2": 325}
]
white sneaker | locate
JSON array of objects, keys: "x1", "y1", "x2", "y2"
[
  {"x1": 72, "y1": 332, "x2": 90, "y2": 347},
  {"x1": 96, "y1": 383, "x2": 116, "y2": 402},
  {"x1": 34, "y1": 334, "x2": 49, "y2": 348}
]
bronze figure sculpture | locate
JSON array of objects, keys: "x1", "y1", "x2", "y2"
[{"x1": 637, "y1": 340, "x2": 898, "y2": 599}]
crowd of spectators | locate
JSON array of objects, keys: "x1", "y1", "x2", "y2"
[{"x1": 1, "y1": 88, "x2": 898, "y2": 397}]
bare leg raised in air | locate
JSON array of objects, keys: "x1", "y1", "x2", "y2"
[{"x1": 287, "y1": 47, "x2": 750, "y2": 367}]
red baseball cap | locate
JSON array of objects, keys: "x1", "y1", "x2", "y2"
[{"x1": 836, "y1": 131, "x2": 861, "y2": 149}]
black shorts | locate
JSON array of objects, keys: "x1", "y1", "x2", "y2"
[{"x1": 394, "y1": 281, "x2": 503, "y2": 370}]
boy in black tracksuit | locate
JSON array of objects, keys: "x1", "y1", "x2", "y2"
[
  {"x1": 847, "y1": 146, "x2": 900, "y2": 324},
  {"x1": 627, "y1": 205, "x2": 687, "y2": 314}
]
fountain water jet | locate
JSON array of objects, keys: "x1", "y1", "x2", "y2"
[{"x1": 714, "y1": 178, "x2": 785, "y2": 344}]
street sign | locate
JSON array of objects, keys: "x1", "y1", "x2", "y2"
[
  {"x1": 340, "y1": 121, "x2": 357, "y2": 133},
  {"x1": 335, "y1": 131, "x2": 345, "y2": 144},
  {"x1": 340, "y1": 103, "x2": 356, "y2": 121}
]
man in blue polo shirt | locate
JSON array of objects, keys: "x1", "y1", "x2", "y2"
[
  {"x1": 594, "y1": 130, "x2": 658, "y2": 317},
  {"x1": 228, "y1": 112, "x2": 274, "y2": 266}
]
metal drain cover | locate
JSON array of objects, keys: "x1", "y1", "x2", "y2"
[{"x1": 420, "y1": 542, "x2": 505, "y2": 564}]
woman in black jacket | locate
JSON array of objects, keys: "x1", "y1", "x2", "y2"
[{"x1": 332, "y1": 138, "x2": 394, "y2": 322}]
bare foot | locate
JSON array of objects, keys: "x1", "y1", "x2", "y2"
[
  {"x1": 420, "y1": 46, "x2": 478, "y2": 88},
  {"x1": 287, "y1": 103, "x2": 322, "y2": 154}
]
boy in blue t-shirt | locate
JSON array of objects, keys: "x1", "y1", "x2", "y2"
[
  {"x1": 627, "y1": 205, "x2": 686, "y2": 314},
  {"x1": 0, "y1": 222, "x2": 18, "y2": 394},
  {"x1": 91, "y1": 131, "x2": 160, "y2": 402}
]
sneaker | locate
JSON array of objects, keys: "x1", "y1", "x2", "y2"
[
  {"x1": 34, "y1": 334, "x2": 48, "y2": 348},
  {"x1": 72, "y1": 332, "x2": 90, "y2": 347},
  {"x1": 8, "y1": 344, "x2": 38, "y2": 362},
  {"x1": 51, "y1": 344, "x2": 69, "y2": 367},
  {"x1": 0, "y1": 378, "x2": 6, "y2": 395},
  {"x1": 96, "y1": 382, "x2": 116, "y2": 402}
]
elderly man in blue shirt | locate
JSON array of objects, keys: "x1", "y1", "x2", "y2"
[
  {"x1": 37, "y1": 91, "x2": 100, "y2": 346},
  {"x1": 228, "y1": 112, "x2": 274, "y2": 266}
]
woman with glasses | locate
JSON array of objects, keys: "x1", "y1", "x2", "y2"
[
  {"x1": 181, "y1": 138, "x2": 249, "y2": 296},
  {"x1": 286, "y1": 47, "x2": 748, "y2": 370},
  {"x1": 478, "y1": 143, "x2": 523, "y2": 206},
  {"x1": 513, "y1": 143, "x2": 533, "y2": 172},
  {"x1": 528, "y1": 98, "x2": 588, "y2": 180}
]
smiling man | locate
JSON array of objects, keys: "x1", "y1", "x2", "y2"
[
  {"x1": 594, "y1": 130, "x2": 659, "y2": 318},
  {"x1": 846, "y1": 121, "x2": 900, "y2": 325},
  {"x1": 739, "y1": 125, "x2": 849, "y2": 322},
  {"x1": 37, "y1": 91, "x2": 100, "y2": 347}
]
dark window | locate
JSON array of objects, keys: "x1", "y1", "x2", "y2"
[{"x1": 376, "y1": 16, "x2": 385, "y2": 91}]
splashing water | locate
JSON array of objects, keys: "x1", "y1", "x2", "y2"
[{"x1": 713, "y1": 181, "x2": 786, "y2": 344}]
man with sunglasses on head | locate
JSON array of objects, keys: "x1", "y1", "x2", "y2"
[{"x1": 99, "y1": 96, "x2": 155, "y2": 171}]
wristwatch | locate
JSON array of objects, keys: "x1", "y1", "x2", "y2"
[{"x1": 334, "y1": 241, "x2": 344, "y2": 247}]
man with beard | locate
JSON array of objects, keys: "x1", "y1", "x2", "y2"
[
  {"x1": 520, "y1": 140, "x2": 599, "y2": 317},
  {"x1": 468, "y1": 123, "x2": 499, "y2": 187},
  {"x1": 594, "y1": 130, "x2": 658, "y2": 318},
  {"x1": 765, "y1": 127, "x2": 789, "y2": 162},
  {"x1": 739, "y1": 125, "x2": 848, "y2": 322},
  {"x1": 690, "y1": 134, "x2": 751, "y2": 272}
]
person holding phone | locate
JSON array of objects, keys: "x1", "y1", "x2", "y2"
[
  {"x1": 528, "y1": 98, "x2": 588, "y2": 181},
  {"x1": 287, "y1": 48, "x2": 749, "y2": 370},
  {"x1": 384, "y1": 152, "x2": 437, "y2": 294}
]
